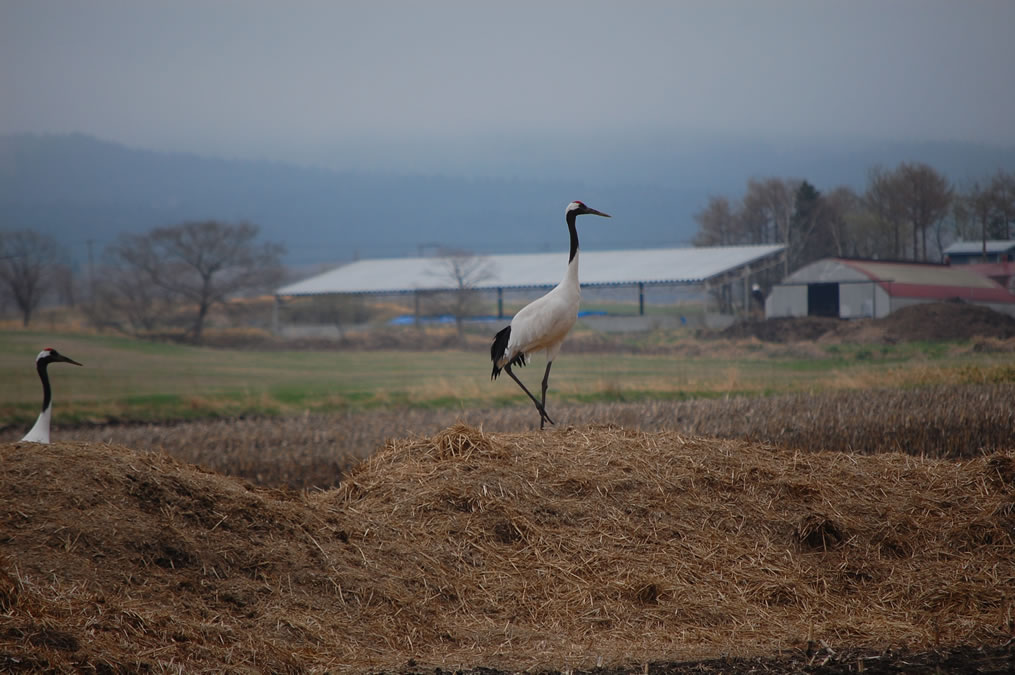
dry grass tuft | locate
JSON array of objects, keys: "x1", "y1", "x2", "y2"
[{"x1": 2, "y1": 427, "x2": 1013, "y2": 672}]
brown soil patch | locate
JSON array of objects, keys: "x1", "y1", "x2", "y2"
[
  {"x1": 720, "y1": 301, "x2": 1015, "y2": 344},
  {"x1": 717, "y1": 316, "x2": 843, "y2": 343},
  {"x1": 2, "y1": 426, "x2": 1013, "y2": 672}
]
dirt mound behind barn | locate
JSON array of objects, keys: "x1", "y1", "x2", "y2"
[
  {"x1": 3, "y1": 426, "x2": 1014, "y2": 672},
  {"x1": 717, "y1": 316, "x2": 842, "y2": 343},
  {"x1": 830, "y1": 300, "x2": 1015, "y2": 343},
  {"x1": 720, "y1": 301, "x2": 1015, "y2": 344}
]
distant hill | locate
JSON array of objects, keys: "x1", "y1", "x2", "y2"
[
  {"x1": 1, "y1": 133, "x2": 1013, "y2": 267},
  {"x1": 0, "y1": 134, "x2": 708, "y2": 265}
]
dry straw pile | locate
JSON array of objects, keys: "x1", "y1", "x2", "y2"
[{"x1": 2, "y1": 425, "x2": 1014, "y2": 672}]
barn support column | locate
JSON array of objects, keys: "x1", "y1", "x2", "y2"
[
  {"x1": 638, "y1": 282, "x2": 645, "y2": 316},
  {"x1": 497, "y1": 287, "x2": 504, "y2": 319},
  {"x1": 743, "y1": 272, "x2": 750, "y2": 314}
]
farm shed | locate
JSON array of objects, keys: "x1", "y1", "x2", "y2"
[
  {"x1": 943, "y1": 240, "x2": 1015, "y2": 293},
  {"x1": 274, "y1": 244, "x2": 785, "y2": 331},
  {"x1": 943, "y1": 240, "x2": 1015, "y2": 265},
  {"x1": 765, "y1": 258, "x2": 1015, "y2": 320}
]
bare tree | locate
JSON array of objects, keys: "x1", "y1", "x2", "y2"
[
  {"x1": 823, "y1": 186, "x2": 861, "y2": 257},
  {"x1": 88, "y1": 246, "x2": 172, "y2": 335},
  {"x1": 952, "y1": 173, "x2": 1015, "y2": 259},
  {"x1": 972, "y1": 182, "x2": 997, "y2": 257},
  {"x1": 315, "y1": 295, "x2": 371, "y2": 342},
  {"x1": 896, "y1": 162, "x2": 952, "y2": 261},
  {"x1": 988, "y1": 169, "x2": 1015, "y2": 240},
  {"x1": 741, "y1": 177, "x2": 800, "y2": 274},
  {"x1": 108, "y1": 221, "x2": 285, "y2": 342},
  {"x1": 864, "y1": 166, "x2": 908, "y2": 259},
  {"x1": 0, "y1": 230, "x2": 66, "y2": 326},
  {"x1": 740, "y1": 178, "x2": 798, "y2": 246},
  {"x1": 693, "y1": 196, "x2": 741, "y2": 246},
  {"x1": 426, "y1": 248, "x2": 496, "y2": 341}
]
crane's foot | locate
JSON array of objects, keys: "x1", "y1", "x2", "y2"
[{"x1": 538, "y1": 407, "x2": 555, "y2": 430}]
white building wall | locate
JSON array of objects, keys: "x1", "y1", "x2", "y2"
[
  {"x1": 766, "y1": 284, "x2": 808, "y2": 318},
  {"x1": 838, "y1": 282, "x2": 892, "y2": 319},
  {"x1": 874, "y1": 285, "x2": 892, "y2": 318},
  {"x1": 839, "y1": 282, "x2": 875, "y2": 318}
]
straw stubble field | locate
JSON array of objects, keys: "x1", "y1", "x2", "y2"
[
  {"x1": 2, "y1": 409, "x2": 1015, "y2": 672},
  {"x1": 39, "y1": 382, "x2": 1015, "y2": 490}
]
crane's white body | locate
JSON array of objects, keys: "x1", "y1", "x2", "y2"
[
  {"x1": 497, "y1": 251, "x2": 580, "y2": 368},
  {"x1": 21, "y1": 405, "x2": 53, "y2": 444}
]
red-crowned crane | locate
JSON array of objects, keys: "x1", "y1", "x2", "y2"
[
  {"x1": 490, "y1": 200, "x2": 610, "y2": 429},
  {"x1": 21, "y1": 347, "x2": 83, "y2": 444}
]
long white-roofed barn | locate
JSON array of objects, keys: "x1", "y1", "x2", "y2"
[{"x1": 273, "y1": 244, "x2": 786, "y2": 335}]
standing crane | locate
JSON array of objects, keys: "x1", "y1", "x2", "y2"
[
  {"x1": 21, "y1": 348, "x2": 83, "y2": 444},
  {"x1": 490, "y1": 200, "x2": 610, "y2": 429}
]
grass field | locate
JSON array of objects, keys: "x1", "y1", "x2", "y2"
[{"x1": 2, "y1": 328, "x2": 1013, "y2": 428}]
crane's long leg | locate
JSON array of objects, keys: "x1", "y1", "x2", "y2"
[
  {"x1": 505, "y1": 364, "x2": 555, "y2": 429},
  {"x1": 539, "y1": 361, "x2": 554, "y2": 430}
]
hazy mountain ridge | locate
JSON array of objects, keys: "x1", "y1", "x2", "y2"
[{"x1": 1, "y1": 133, "x2": 1013, "y2": 266}]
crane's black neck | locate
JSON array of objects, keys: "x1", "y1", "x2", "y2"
[
  {"x1": 566, "y1": 211, "x2": 579, "y2": 263},
  {"x1": 37, "y1": 360, "x2": 52, "y2": 413}
]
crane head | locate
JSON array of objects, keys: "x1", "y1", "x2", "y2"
[
  {"x1": 567, "y1": 201, "x2": 611, "y2": 218},
  {"x1": 37, "y1": 347, "x2": 83, "y2": 367}
]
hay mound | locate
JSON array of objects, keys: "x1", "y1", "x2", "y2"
[{"x1": 2, "y1": 427, "x2": 1014, "y2": 672}]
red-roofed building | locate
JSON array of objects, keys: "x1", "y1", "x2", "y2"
[{"x1": 766, "y1": 258, "x2": 1015, "y2": 319}]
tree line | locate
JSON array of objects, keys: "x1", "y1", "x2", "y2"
[
  {"x1": 0, "y1": 218, "x2": 490, "y2": 342},
  {"x1": 693, "y1": 163, "x2": 1015, "y2": 274},
  {"x1": 0, "y1": 221, "x2": 284, "y2": 340},
  {"x1": 4, "y1": 165, "x2": 1013, "y2": 335}
]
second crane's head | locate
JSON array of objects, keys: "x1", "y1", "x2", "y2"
[
  {"x1": 566, "y1": 201, "x2": 611, "y2": 220},
  {"x1": 37, "y1": 347, "x2": 83, "y2": 368}
]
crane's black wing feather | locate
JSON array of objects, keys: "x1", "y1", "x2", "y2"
[{"x1": 490, "y1": 325, "x2": 526, "y2": 379}]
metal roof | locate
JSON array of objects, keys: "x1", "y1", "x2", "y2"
[
  {"x1": 943, "y1": 240, "x2": 1015, "y2": 255},
  {"x1": 841, "y1": 260, "x2": 1003, "y2": 289},
  {"x1": 277, "y1": 244, "x2": 786, "y2": 296},
  {"x1": 782, "y1": 258, "x2": 1015, "y2": 303}
]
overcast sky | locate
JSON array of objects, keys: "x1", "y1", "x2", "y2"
[{"x1": 2, "y1": 0, "x2": 1014, "y2": 170}]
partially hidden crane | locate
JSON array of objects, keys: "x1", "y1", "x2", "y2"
[
  {"x1": 21, "y1": 348, "x2": 83, "y2": 444},
  {"x1": 490, "y1": 200, "x2": 610, "y2": 429}
]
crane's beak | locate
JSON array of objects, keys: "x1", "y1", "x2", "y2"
[
  {"x1": 55, "y1": 354, "x2": 83, "y2": 366},
  {"x1": 585, "y1": 207, "x2": 611, "y2": 218}
]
